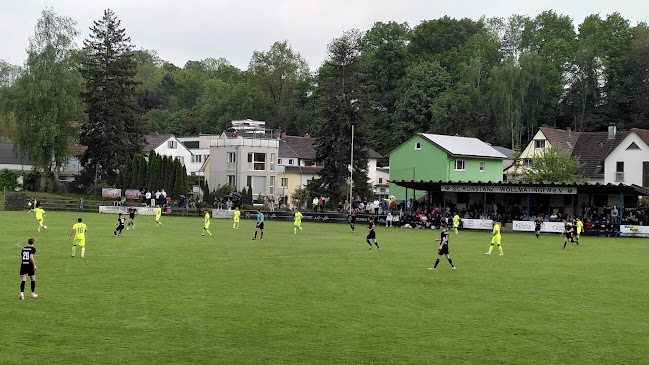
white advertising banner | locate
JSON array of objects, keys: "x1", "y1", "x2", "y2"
[
  {"x1": 512, "y1": 220, "x2": 565, "y2": 233},
  {"x1": 102, "y1": 188, "x2": 121, "y2": 198},
  {"x1": 461, "y1": 219, "x2": 493, "y2": 230},
  {"x1": 125, "y1": 189, "x2": 140, "y2": 199},
  {"x1": 213, "y1": 209, "x2": 235, "y2": 219},
  {"x1": 620, "y1": 225, "x2": 649, "y2": 237},
  {"x1": 441, "y1": 184, "x2": 577, "y2": 195},
  {"x1": 99, "y1": 206, "x2": 159, "y2": 216}
]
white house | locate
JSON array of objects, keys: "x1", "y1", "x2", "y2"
[
  {"x1": 603, "y1": 128, "x2": 649, "y2": 186},
  {"x1": 144, "y1": 135, "x2": 208, "y2": 176}
]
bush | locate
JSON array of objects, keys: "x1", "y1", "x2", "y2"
[
  {"x1": 87, "y1": 182, "x2": 110, "y2": 197},
  {"x1": 0, "y1": 169, "x2": 19, "y2": 191},
  {"x1": 22, "y1": 170, "x2": 42, "y2": 192}
]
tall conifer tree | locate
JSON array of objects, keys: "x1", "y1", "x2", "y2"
[{"x1": 80, "y1": 9, "x2": 144, "y2": 183}]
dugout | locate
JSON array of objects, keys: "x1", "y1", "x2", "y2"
[{"x1": 390, "y1": 180, "x2": 649, "y2": 224}]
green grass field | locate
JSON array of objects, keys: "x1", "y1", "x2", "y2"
[{"x1": 2, "y1": 210, "x2": 649, "y2": 364}]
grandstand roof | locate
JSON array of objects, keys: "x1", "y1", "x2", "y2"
[{"x1": 390, "y1": 180, "x2": 649, "y2": 196}]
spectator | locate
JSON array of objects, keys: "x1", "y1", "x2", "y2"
[
  {"x1": 386, "y1": 212, "x2": 393, "y2": 227},
  {"x1": 312, "y1": 196, "x2": 318, "y2": 212}
]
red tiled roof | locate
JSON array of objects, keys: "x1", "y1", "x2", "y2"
[
  {"x1": 539, "y1": 127, "x2": 581, "y2": 153},
  {"x1": 571, "y1": 131, "x2": 628, "y2": 179}
]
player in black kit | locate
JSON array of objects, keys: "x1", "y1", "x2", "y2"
[
  {"x1": 127, "y1": 206, "x2": 137, "y2": 230},
  {"x1": 562, "y1": 218, "x2": 576, "y2": 249},
  {"x1": 348, "y1": 211, "x2": 356, "y2": 232},
  {"x1": 534, "y1": 216, "x2": 544, "y2": 240},
  {"x1": 429, "y1": 224, "x2": 456, "y2": 270},
  {"x1": 19, "y1": 238, "x2": 38, "y2": 300},
  {"x1": 366, "y1": 216, "x2": 379, "y2": 250},
  {"x1": 114, "y1": 213, "x2": 126, "y2": 237}
]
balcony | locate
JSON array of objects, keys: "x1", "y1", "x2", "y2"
[{"x1": 615, "y1": 172, "x2": 624, "y2": 182}]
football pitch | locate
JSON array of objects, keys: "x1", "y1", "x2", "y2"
[{"x1": 2, "y1": 210, "x2": 648, "y2": 364}]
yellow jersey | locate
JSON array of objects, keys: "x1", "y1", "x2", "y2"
[
  {"x1": 72, "y1": 222, "x2": 87, "y2": 240},
  {"x1": 492, "y1": 223, "x2": 501, "y2": 237},
  {"x1": 156, "y1": 207, "x2": 162, "y2": 218},
  {"x1": 295, "y1": 211, "x2": 303, "y2": 221},
  {"x1": 34, "y1": 208, "x2": 45, "y2": 220},
  {"x1": 234, "y1": 210, "x2": 241, "y2": 222},
  {"x1": 576, "y1": 220, "x2": 583, "y2": 234},
  {"x1": 204, "y1": 212, "x2": 210, "y2": 225}
]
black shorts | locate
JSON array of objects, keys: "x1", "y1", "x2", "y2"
[
  {"x1": 349, "y1": 218, "x2": 356, "y2": 224},
  {"x1": 438, "y1": 244, "x2": 449, "y2": 255},
  {"x1": 257, "y1": 222, "x2": 264, "y2": 230},
  {"x1": 535, "y1": 227, "x2": 541, "y2": 232},
  {"x1": 367, "y1": 230, "x2": 376, "y2": 240},
  {"x1": 20, "y1": 264, "x2": 35, "y2": 277},
  {"x1": 116, "y1": 225, "x2": 124, "y2": 232},
  {"x1": 565, "y1": 233, "x2": 572, "y2": 239}
]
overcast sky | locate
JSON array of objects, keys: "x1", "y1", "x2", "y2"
[{"x1": 2, "y1": 0, "x2": 647, "y2": 71}]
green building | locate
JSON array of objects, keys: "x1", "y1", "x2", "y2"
[{"x1": 389, "y1": 133, "x2": 506, "y2": 200}]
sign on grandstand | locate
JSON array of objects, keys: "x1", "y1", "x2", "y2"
[
  {"x1": 512, "y1": 220, "x2": 566, "y2": 233},
  {"x1": 441, "y1": 184, "x2": 577, "y2": 195},
  {"x1": 99, "y1": 206, "x2": 158, "y2": 215},
  {"x1": 461, "y1": 219, "x2": 493, "y2": 230},
  {"x1": 213, "y1": 210, "x2": 234, "y2": 219},
  {"x1": 620, "y1": 225, "x2": 649, "y2": 237}
]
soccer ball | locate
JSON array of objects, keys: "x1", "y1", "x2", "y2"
[{"x1": 42, "y1": 226, "x2": 47, "y2": 230}]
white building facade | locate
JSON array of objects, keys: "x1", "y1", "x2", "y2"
[
  {"x1": 208, "y1": 136, "x2": 279, "y2": 196},
  {"x1": 604, "y1": 129, "x2": 649, "y2": 187}
]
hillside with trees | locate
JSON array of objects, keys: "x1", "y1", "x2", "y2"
[{"x1": 1, "y1": 9, "x2": 649, "y2": 190}]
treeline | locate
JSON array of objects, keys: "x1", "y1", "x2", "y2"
[
  {"x1": 116, "y1": 151, "x2": 189, "y2": 198},
  {"x1": 127, "y1": 11, "x2": 649, "y2": 154}
]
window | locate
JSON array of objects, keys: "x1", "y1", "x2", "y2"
[
  {"x1": 247, "y1": 153, "x2": 266, "y2": 171},
  {"x1": 534, "y1": 140, "x2": 545, "y2": 149},
  {"x1": 281, "y1": 178, "x2": 288, "y2": 188},
  {"x1": 192, "y1": 154, "x2": 202, "y2": 163},
  {"x1": 246, "y1": 176, "x2": 252, "y2": 187},
  {"x1": 270, "y1": 153, "x2": 275, "y2": 172},
  {"x1": 175, "y1": 156, "x2": 184, "y2": 165},
  {"x1": 627, "y1": 142, "x2": 641, "y2": 150},
  {"x1": 454, "y1": 159, "x2": 466, "y2": 171},
  {"x1": 616, "y1": 161, "x2": 624, "y2": 182},
  {"x1": 380, "y1": 188, "x2": 386, "y2": 192},
  {"x1": 288, "y1": 159, "x2": 294, "y2": 165},
  {"x1": 227, "y1": 175, "x2": 235, "y2": 186},
  {"x1": 415, "y1": 142, "x2": 421, "y2": 150},
  {"x1": 227, "y1": 152, "x2": 236, "y2": 171},
  {"x1": 168, "y1": 140, "x2": 177, "y2": 149},
  {"x1": 270, "y1": 176, "x2": 275, "y2": 195},
  {"x1": 190, "y1": 172, "x2": 196, "y2": 176},
  {"x1": 480, "y1": 161, "x2": 485, "y2": 172},
  {"x1": 278, "y1": 158, "x2": 283, "y2": 165},
  {"x1": 378, "y1": 178, "x2": 383, "y2": 184},
  {"x1": 523, "y1": 159, "x2": 533, "y2": 168}
]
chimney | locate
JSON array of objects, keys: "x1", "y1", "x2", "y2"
[
  {"x1": 566, "y1": 127, "x2": 571, "y2": 137},
  {"x1": 608, "y1": 123, "x2": 616, "y2": 140}
]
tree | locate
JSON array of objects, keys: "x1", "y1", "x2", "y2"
[
  {"x1": 627, "y1": 23, "x2": 649, "y2": 127},
  {"x1": 522, "y1": 146, "x2": 584, "y2": 183},
  {"x1": 358, "y1": 22, "x2": 411, "y2": 155},
  {"x1": 520, "y1": 11, "x2": 577, "y2": 127},
  {"x1": 393, "y1": 61, "x2": 451, "y2": 144},
  {"x1": 13, "y1": 8, "x2": 85, "y2": 189},
  {"x1": 249, "y1": 40, "x2": 310, "y2": 131},
  {"x1": 314, "y1": 30, "x2": 372, "y2": 202},
  {"x1": 80, "y1": 9, "x2": 145, "y2": 183}
]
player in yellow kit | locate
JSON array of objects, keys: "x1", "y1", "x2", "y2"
[
  {"x1": 452, "y1": 212, "x2": 460, "y2": 235},
  {"x1": 232, "y1": 207, "x2": 240, "y2": 229},
  {"x1": 155, "y1": 206, "x2": 162, "y2": 227},
  {"x1": 294, "y1": 208, "x2": 303, "y2": 234},
  {"x1": 31, "y1": 206, "x2": 47, "y2": 231},
  {"x1": 485, "y1": 221, "x2": 503, "y2": 256},
  {"x1": 68, "y1": 218, "x2": 87, "y2": 258},
  {"x1": 202, "y1": 210, "x2": 212, "y2": 237},
  {"x1": 575, "y1": 217, "x2": 583, "y2": 245}
]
